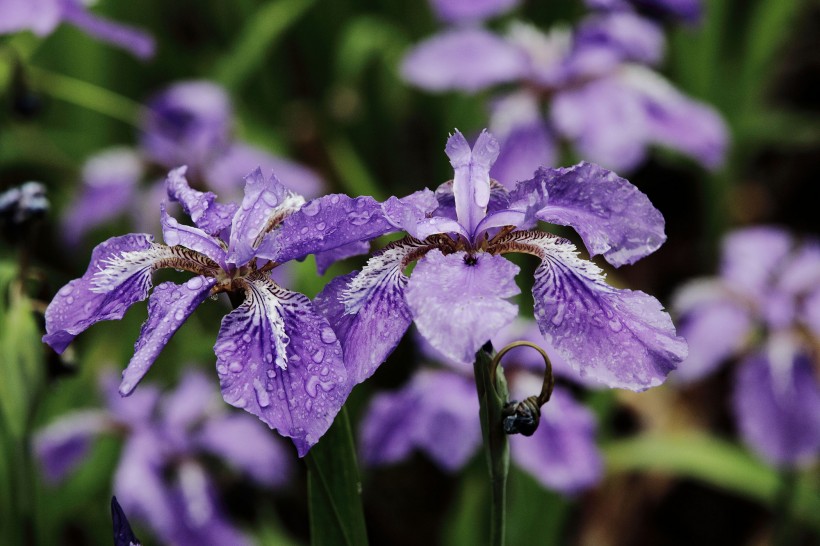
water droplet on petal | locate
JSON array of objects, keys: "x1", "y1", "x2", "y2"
[
  {"x1": 186, "y1": 277, "x2": 204, "y2": 290},
  {"x1": 320, "y1": 327, "x2": 337, "y2": 344},
  {"x1": 302, "y1": 201, "x2": 321, "y2": 216},
  {"x1": 229, "y1": 361, "x2": 244, "y2": 372},
  {"x1": 254, "y1": 379, "x2": 271, "y2": 408},
  {"x1": 312, "y1": 349, "x2": 325, "y2": 363}
]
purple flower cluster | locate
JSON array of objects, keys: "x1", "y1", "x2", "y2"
[
  {"x1": 63, "y1": 80, "x2": 323, "y2": 244},
  {"x1": 401, "y1": 0, "x2": 725, "y2": 181},
  {"x1": 0, "y1": 0, "x2": 154, "y2": 59},
  {"x1": 36, "y1": 371, "x2": 290, "y2": 545},
  {"x1": 360, "y1": 320, "x2": 603, "y2": 494},
  {"x1": 673, "y1": 227, "x2": 820, "y2": 466}
]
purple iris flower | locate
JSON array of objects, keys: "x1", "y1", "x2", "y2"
[
  {"x1": 401, "y1": 6, "x2": 726, "y2": 181},
  {"x1": 307, "y1": 130, "x2": 686, "y2": 392},
  {"x1": 0, "y1": 0, "x2": 154, "y2": 58},
  {"x1": 36, "y1": 371, "x2": 290, "y2": 546},
  {"x1": 63, "y1": 81, "x2": 323, "y2": 245},
  {"x1": 44, "y1": 166, "x2": 357, "y2": 455},
  {"x1": 673, "y1": 227, "x2": 820, "y2": 466},
  {"x1": 586, "y1": 0, "x2": 702, "y2": 25},
  {"x1": 361, "y1": 321, "x2": 603, "y2": 494}
]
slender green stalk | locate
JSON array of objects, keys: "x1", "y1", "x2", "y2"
[{"x1": 473, "y1": 346, "x2": 510, "y2": 546}]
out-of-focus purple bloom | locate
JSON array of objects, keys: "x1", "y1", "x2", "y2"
[
  {"x1": 673, "y1": 227, "x2": 820, "y2": 466},
  {"x1": 360, "y1": 322, "x2": 603, "y2": 494},
  {"x1": 586, "y1": 0, "x2": 702, "y2": 25},
  {"x1": 0, "y1": 0, "x2": 155, "y2": 58},
  {"x1": 37, "y1": 371, "x2": 289, "y2": 546},
  {"x1": 429, "y1": 0, "x2": 521, "y2": 24},
  {"x1": 402, "y1": 7, "x2": 726, "y2": 180},
  {"x1": 308, "y1": 130, "x2": 685, "y2": 393},
  {"x1": 63, "y1": 81, "x2": 323, "y2": 244},
  {"x1": 43, "y1": 166, "x2": 384, "y2": 455}
]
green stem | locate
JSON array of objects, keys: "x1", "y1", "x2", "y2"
[
  {"x1": 772, "y1": 469, "x2": 797, "y2": 546},
  {"x1": 473, "y1": 345, "x2": 510, "y2": 546}
]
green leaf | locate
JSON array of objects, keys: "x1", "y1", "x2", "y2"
[
  {"x1": 212, "y1": 0, "x2": 317, "y2": 91},
  {"x1": 604, "y1": 434, "x2": 820, "y2": 530},
  {"x1": 334, "y1": 16, "x2": 409, "y2": 83},
  {"x1": 306, "y1": 407, "x2": 368, "y2": 546}
]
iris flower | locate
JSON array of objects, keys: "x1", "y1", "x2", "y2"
[
  {"x1": 44, "y1": 167, "x2": 367, "y2": 455},
  {"x1": 307, "y1": 130, "x2": 687, "y2": 392}
]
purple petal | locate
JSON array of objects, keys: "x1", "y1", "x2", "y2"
[
  {"x1": 34, "y1": 410, "x2": 109, "y2": 483},
  {"x1": 490, "y1": 121, "x2": 556, "y2": 189},
  {"x1": 586, "y1": 0, "x2": 702, "y2": 24},
  {"x1": 140, "y1": 81, "x2": 232, "y2": 171},
  {"x1": 196, "y1": 413, "x2": 291, "y2": 487},
  {"x1": 314, "y1": 240, "x2": 371, "y2": 275},
  {"x1": 511, "y1": 162, "x2": 667, "y2": 267},
  {"x1": 215, "y1": 277, "x2": 348, "y2": 456},
  {"x1": 0, "y1": 0, "x2": 61, "y2": 35},
  {"x1": 314, "y1": 241, "x2": 429, "y2": 386},
  {"x1": 433, "y1": 178, "x2": 511, "y2": 223},
  {"x1": 360, "y1": 369, "x2": 480, "y2": 471},
  {"x1": 120, "y1": 277, "x2": 216, "y2": 395},
  {"x1": 166, "y1": 166, "x2": 237, "y2": 236},
  {"x1": 446, "y1": 130, "x2": 499, "y2": 237},
  {"x1": 159, "y1": 371, "x2": 217, "y2": 430},
  {"x1": 509, "y1": 381, "x2": 602, "y2": 493},
  {"x1": 733, "y1": 348, "x2": 820, "y2": 466},
  {"x1": 60, "y1": 0, "x2": 155, "y2": 59},
  {"x1": 62, "y1": 148, "x2": 143, "y2": 245},
  {"x1": 571, "y1": 12, "x2": 664, "y2": 73},
  {"x1": 430, "y1": 0, "x2": 520, "y2": 23},
  {"x1": 380, "y1": 189, "x2": 443, "y2": 239},
  {"x1": 206, "y1": 143, "x2": 325, "y2": 200},
  {"x1": 43, "y1": 234, "x2": 175, "y2": 353},
  {"x1": 720, "y1": 227, "x2": 792, "y2": 299},
  {"x1": 401, "y1": 28, "x2": 529, "y2": 92},
  {"x1": 522, "y1": 232, "x2": 686, "y2": 390},
  {"x1": 777, "y1": 240, "x2": 820, "y2": 296},
  {"x1": 161, "y1": 204, "x2": 227, "y2": 268},
  {"x1": 406, "y1": 249, "x2": 520, "y2": 365},
  {"x1": 100, "y1": 372, "x2": 161, "y2": 424}
]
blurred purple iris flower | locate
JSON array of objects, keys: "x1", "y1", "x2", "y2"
[
  {"x1": 586, "y1": 0, "x2": 702, "y2": 24},
  {"x1": 0, "y1": 0, "x2": 154, "y2": 58},
  {"x1": 360, "y1": 321, "x2": 603, "y2": 494},
  {"x1": 63, "y1": 81, "x2": 323, "y2": 244},
  {"x1": 401, "y1": 2, "x2": 726, "y2": 182},
  {"x1": 301, "y1": 130, "x2": 686, "y2": 393},
  {"x1": 36, "y1": 371, "x2": 290, "y2": 546},
  {"x1": 43, "y1": 166, "x2": 390, "y2": 455},
  {"x1": 673, "y1": 227, "x2": 820, "y2": 466}
]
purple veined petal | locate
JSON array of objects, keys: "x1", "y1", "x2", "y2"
[
  {"x1": 34, "y1": 410, "x2": 109, "y2": 483},
  {"x1": 166, "y1": 166, "x2": 237, "y2": 237},
  {"x1": 0, "y1": 0, "x2": 61, "y2": 36},
  {"x1": 215, "y1": 276, "x2": 348, "y2": 456},
  {"x1": 161, "y1": 204, "x2": 228, "y2": 269},
  {"x1": 571, "y1": 12, "x2": 665, "y2": 73},
  {"x1": 720, "y1": 227, "x2": 792, "y2": 300},
  {"x1": 733, "y1": 347, "x2": 820, "y2": 466},
  {"x1": 314, "y1": 240, "x2": 371, "y2": 275},
  {"x1": 401, "y1": 27, "x2": 529, "y2": 93},
  {"x1": 429, "y1": 0, "x2": 520, "y2": 24},
  {"x1": 206, "y1": 142, "x2": 325, "y2": 201},
  {"x1": 512, "y1": 231, "x2": 686, "y2": 390},
  {"x1": 227, "y1": 168, "x2": 305, "y2": 267},
  {"x1": 620, "y1": 66, "x2": 727, "y2": 170},
  {"x1": 43, "y1": 234, "x2": 176, "y2": 353},
  {"x1": 120, "y1": 277, "x2": 217, "y2": 396},
  {"x1": 446, "y1": 130, "x2": 499, "y2": 238},
  {"x1": 509, "y1": 380, "x2": 602, "y2": 493},
  {"x1": 62, "y1": 148, "x2": 143, "y2": 245},
  {"x1": 59, "y1": 0, "x2": 155, "y2": 59},
  {"x1": 361, "y1": 369, "x2": 481, "y2": 471},
  {"x1": 159, "y1": 370, "x2": 220, "y2": 431},
  {"x1": 258, "y1": 193, "x2": 432, "y2": 264},
  {"x1": 474, "y1": 209, "x2": 526, "y2": 236},
  {"x1": 196, "y1": 413, "x2": 291, "y2": 487},
  {"x1": 406, "y1": 249, "x2": 520, "y2": 365},
  {"x1": 380, "y1": 189, "x2": 443, "y2": 239},
  {"x1": 140, "y1": 81, "x2": 232, "y2": 171},
  {"x1": 510, "y1": 162, "x2": 667, "y2": 267},
  {"x1": 433, "y1": 178, "x2": 511, "y2": 222},
  {"x1": 552, "y1": 75, "x2": 650, "y2": 172},
  {"x1": 314, "y1": 240, "x2": 430, "y2": 386}
]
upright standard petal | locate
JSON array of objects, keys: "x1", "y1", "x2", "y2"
[
  {"x1": 511, "y1": 162, "x2": 666, "y2": 267},
  {"x1": 733, "y1": 351, "x2": 820, "y2": 466},
  {"x1": 446, "y1": 130, "x2": 499, "y2": 237},
  {"x1": 161, "y1": 204, "x2": 227, "y2": 268},
  {"x1": 166, "y1": 166, "x2": 237, "y2": 236},
  {"x1": 215, "y1": 276, "x2": 347, "y2": 456},
  {"x1": 504, "y1": 231, "x2": 685, "y2": 390},
  {"x1": 120, "y1": 277, "x2": 217, "y2": 396},
  {"x1": 406, "y1": 249, "x2": 520, "y2": 365},
  {"x1": 315, "y1": 240, "x2": 431, "y2": 386},
  {"x1": 509, "y1": 380, "x2": 602, "y2": 493},
  {"x1": 43, "y1": 234, "x2": 176, "y2": 353},
  {"x1": 401, "y1": 28, "x2": 529, "y2": 92}
]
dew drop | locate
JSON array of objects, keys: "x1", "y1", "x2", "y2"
[
  {"x1": 316, "y1": 222, "x2": 326, "y2": 231},
  {"x1": 266, "y1": 369, "x2": 276, "y2": 378},
  {"x1": 320, "y1": 327, "x2": 337, "y2": 344},
  {"x1": 254, "y1": 379, "x2": 271, "y2": 408},
  {"x1": 302, "y1": 201, "x2": 321, "y2": 216},
  {"x1": 348, "y1": 211, "x2": 370, "y2": 226},
  {"x1": 186, "y1": 277, "x2": 204, "y2": 290},
  {"x1": 174, "y1": 309, "x2": 185, "y2": 321},
  {"x1": 234, "y1": 397, "x2": 247, "y2": 408},
  {"x1": 229, "y1": 361, "x2": 244, "y2": 372},
  {"x1": 217, "y1": 365, "x2": 227, "y2": 375},
  {"x1": 312, "y1": 348, "x2": 325, "y2": 363}
]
